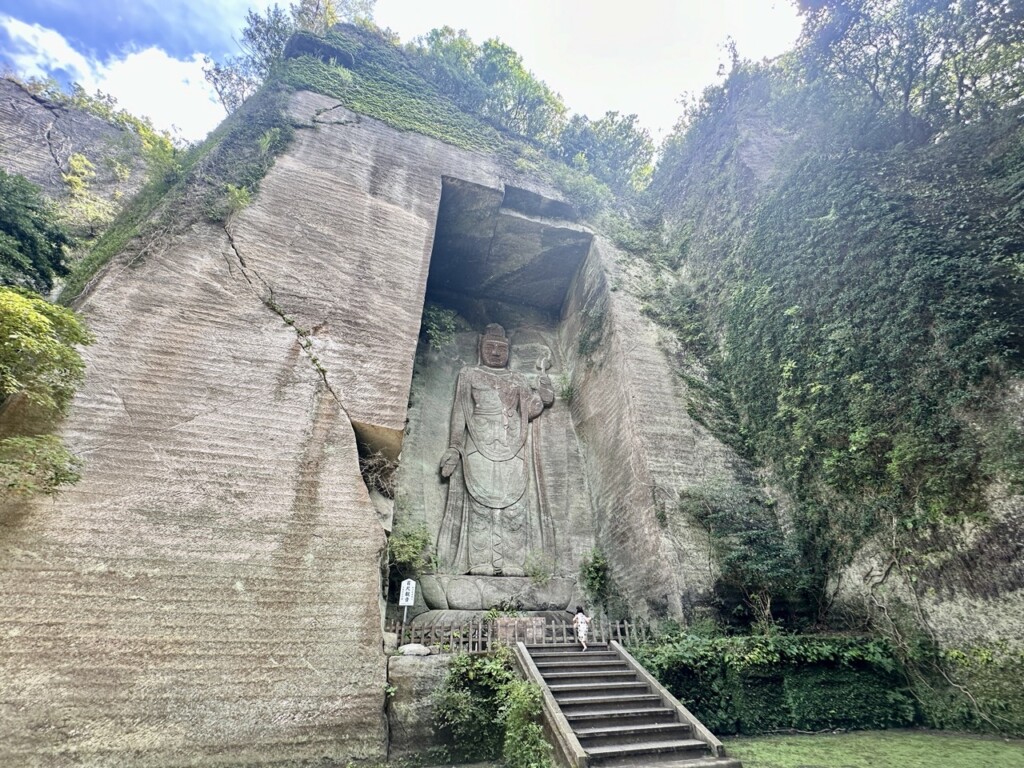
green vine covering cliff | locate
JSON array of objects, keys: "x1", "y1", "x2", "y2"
[
  {"x1": 635, "y1": 0, "x2": 1024, "y2": 735},
  {"x1": 649, "y1": 43, "x2": 1024, "y2": 611}
]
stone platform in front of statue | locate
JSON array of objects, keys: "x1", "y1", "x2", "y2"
[{"x1": 418, "y1": 574, "x2": 577, "y2": 612}]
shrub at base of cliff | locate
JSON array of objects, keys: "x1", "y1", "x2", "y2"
[
  {"x1": 0, "y1": 287, "x2": 92, "y2": 497},
  {"x1": 433, "y1": 645, "x2": 553, "y2": 768},
  {"x1": 915, "y1": 645, "x2": 1024, "y2": 737},
  {"x1": 634, "y1": 634, "x2": 916, "y2": 735},
  {"x1": 0, "y1": 434, "x2": 82, "y2": 496}
]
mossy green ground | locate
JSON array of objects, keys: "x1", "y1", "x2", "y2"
[{"x1": 725, "y1": 730, "x2": 1024, "y2": 767}]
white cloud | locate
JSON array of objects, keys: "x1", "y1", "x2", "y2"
[
  {"x1": 95, "y1": 48, "x2": 225, "y2": 142},
  {"x1": 1, "y1": 14, "x2": 225, "y2": 142},
  {"x1": 1, "y1": 15, "x2": 96, "y2": 84}
]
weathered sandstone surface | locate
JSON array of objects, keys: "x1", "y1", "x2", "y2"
[
  {"x1": 386, "y1": 655, "x2": 451, "y2": 761},
  {"x1": 0, "y1": 77, "x2": 145, "y2": 203}
]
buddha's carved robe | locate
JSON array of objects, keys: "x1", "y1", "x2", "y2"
[{"x1": 437, "y1": 365, "x2": 554, "y2": 575}]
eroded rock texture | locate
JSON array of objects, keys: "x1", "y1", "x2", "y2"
[
  {"x1": 0, "y1": 91, "x2": 524, "y2": 765},
  {"x1": 560, "y1": 240, "x2": 736, "y2": 617},
  {"x1": 386, "y1": 655, "x2": 452, "y2": 762},
  {"x1": 0, "y1": 77, "x2": 145, "y2": 203}
]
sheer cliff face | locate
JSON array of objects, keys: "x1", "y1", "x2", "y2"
[
  {"x1": 0, "y1": 90, "x2": 507, "y2": 765},
  {"x1": 0, "y1": 87, "x2": 739, "y2": 762}
]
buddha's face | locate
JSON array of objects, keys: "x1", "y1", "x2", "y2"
[{"x1": 481, "y1": 339, "x2": 509, "y2": 368}]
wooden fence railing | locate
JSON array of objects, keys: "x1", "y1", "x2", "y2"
[{"x1": 386, "y1": 617, "x2": 647, "y2": 654}]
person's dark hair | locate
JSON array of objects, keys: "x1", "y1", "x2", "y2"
[{"x1": 575, "y1": 605, "x2": 584, "y2": 614}]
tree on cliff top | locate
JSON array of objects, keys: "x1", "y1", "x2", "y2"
[
  {"x1": 406, "y1": 27, "x2": 568, "y2": 147},
  {"x1": 204, "y1": 0, "x2": 377, "y2": 113},
  {"x1": 558, "y1": 111, "x2": 654, "y2": 194},
  {"x1": 797, "y1": 0, "x2": 1024, "y2": 137}
]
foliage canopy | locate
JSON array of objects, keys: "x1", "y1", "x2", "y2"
[
  {"x1": 0, "y1": 287, "x2": 92, "y2": 497},
  {"x1": 0, "y1": 170, "x2": 73, "y2": 294},
  {"x1": 0, "y1": 287, "x2": 92, "y2": 415}
]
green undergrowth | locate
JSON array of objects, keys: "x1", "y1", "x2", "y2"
[
  {"x1": 432, "y1": 645, "x2": 552, "y2": 768},
  {"x1": 59, "y1": 83, "x2": 295, "y2": 304},
  {"x1": 279, "y1": 25, "x2": 504, "y2": 154},
  {"x1": 634, "y1": 634, "x2": 915, "y2": 735},
  {"x1": 58, "y1": 173, "x2": 170, "y2": 302},
  {"x1": 916, "y1": 645, "x2": 1024, "y2": 736},
  {"x1": 725, "y1": 730, "x2": 1024, "y2": 768}
]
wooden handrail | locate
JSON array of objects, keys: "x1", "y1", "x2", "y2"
[{"x1": 387, "y1": 619, "x2": 643, "y2": 653}]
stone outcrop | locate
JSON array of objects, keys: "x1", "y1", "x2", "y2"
[
  {"x1": 559, "y1": 240, "x2": 738, "y2": 617},
  {"x1": 0, "y1": 76, "x2": 145, "y2": 204},
  {"x1": 386, "y1": 655, "x2": 451, "y2": 762}
]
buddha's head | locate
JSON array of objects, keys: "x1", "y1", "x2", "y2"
[{"x1": 480, "y1": 323, "x2": 510, "y2": 369}]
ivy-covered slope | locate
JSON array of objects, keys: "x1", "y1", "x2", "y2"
[
  {"x1": 279, "y1": 26, "x2": 506, "y2": 154},
  {"x1": 639, "y1": 64, "x2": 1024, "y2": 735},
  {"x1": 647, "y1": 65, "x2": 1024, "y2": 619}
]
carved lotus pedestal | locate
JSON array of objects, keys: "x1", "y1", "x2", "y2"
[{"x1": 418, "y1": 574, "x2": 578, "y2": 612}]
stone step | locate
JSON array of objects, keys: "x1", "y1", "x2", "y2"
[
  {"x1": 537, "y1": 664, "x2": 633, "y2": 677},
  {"x1": 556, "y1": 693, "x2": 664, "y2": 712},
  {"x1": 535, "y1": 659, "x2": 629, "y2": 670},
  {"x1": 575, "y1": 721, "x2": 694, "y2": 748},
  {"x1": 528, "y1": 638, "x2": 606, "y2": 647},
  {"x1": 585, "y1": 738, "x2": 711, "y2": 764},
  {"x1": 564, "y1": 708, "x2": 680, "y2": 729},
  {"x1": 593, "y1": 756, "x2": 742, "y2": 768},
  {"x1": 550, "y1": 681, "x2": 650, "y2": 698},
  {"x1": 524, "y1": 651, "x2": 610, "y2": 663},
  {"x1": 542, "y1": 670, "x2": 640, "y2": 685}
]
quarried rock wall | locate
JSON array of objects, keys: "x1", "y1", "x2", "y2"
[
  {"x1": 0, "y1": 91, "x2": 526, "y2": 765},
  {"x1": 0, "y1": 77, "x2": 145, "y2": 206},
  {"x1": 561, "y1": 240, "x2": 739, "y2": 618}
]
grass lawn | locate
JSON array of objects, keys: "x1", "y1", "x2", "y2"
[{"x1": 724, "y1": 729, "x2": 1024, "y2": 768}]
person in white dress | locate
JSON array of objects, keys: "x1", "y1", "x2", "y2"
[{"x1": 572, "y1": 605, "x2": 590, "y2": 652}]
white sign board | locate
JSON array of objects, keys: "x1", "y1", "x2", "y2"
[{"x1": 399, "y1": 579, "x2": 417, "y2": 607}]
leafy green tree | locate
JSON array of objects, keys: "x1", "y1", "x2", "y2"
[
  {"x1": 0, "y1": 287, "x2": 92, "y2": 497},
  {"x1": 796, "y1": 0, "x2": 1024, "y2": 136},
  {"x1": 475, "y1": 39, "x2": 567, "y2": 145},
  {"x1": 407, "y1": 29, "x2": 567, "y2": 146},
  {"x1": 0, "y1": 170, "x2": 73, "y2": 293},
  {"x1": 405, "y1": 26, "x2": 487, "y2": 113},
  {"x1": 0, "y1": 287, "x2": 92, "y2": 414},
  {"x1": 204, "y1": 0, "x2": 377, "y2": 114},
  {"x1": 558, "y1": 111, "x2": 654, "y2": 193}
]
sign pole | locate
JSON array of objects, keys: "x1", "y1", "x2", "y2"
[{"x1": 399, "y1": 578, "x2": 416, "y2": 645}]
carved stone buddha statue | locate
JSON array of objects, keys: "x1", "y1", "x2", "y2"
[{"x1": 437, "y1": 323, "x2": 555, "y2": 576}]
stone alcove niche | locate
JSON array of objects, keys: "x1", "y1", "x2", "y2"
[{"x1": 394, "y1": 177, "x2": 598, "y2": 623}]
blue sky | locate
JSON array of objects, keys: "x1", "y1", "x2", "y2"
[{"x1": 0, "y1": 1, "x2": 802, "y2": 143}]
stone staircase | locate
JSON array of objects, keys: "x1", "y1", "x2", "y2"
[{"x1": 516, "y1": 641, "x2": 741, "y2": 768}]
